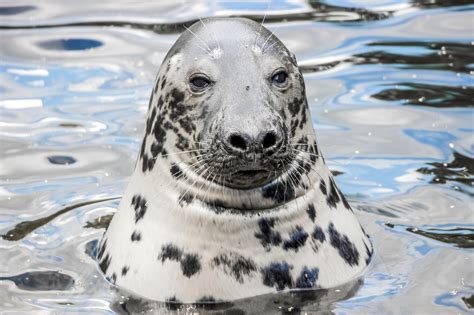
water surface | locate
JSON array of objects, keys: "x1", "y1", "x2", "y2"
[{"x1": 0, "y1": 0, "x2": 473, "y2": 313}]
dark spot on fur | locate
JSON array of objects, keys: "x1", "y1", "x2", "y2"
[
  {"x1": 212, "y1": 253, "x2": 257, "y2": 283},
  {"x1": 338, "y1": 187, "x2": 352, "y2": 210},
  {"x1": 181, "y1": 254, "x2": 201, "y2": 277},
  {"x1": 139, "y1": 139, "x2": 146, "y2": 159},
  {"x1": 283, "y1": 226, "x2": 309, "y2": 252},
  {"x1": 261, "y1": 262, "x2": 293, "y2": 291},
  {"x1": 306, "y1": 204, "x2": 316, "y2": 222},
  {"x1": 141, "y1": 153, "x2": 149, "y2": 172},
  {"x1": 160, "y1": 77, "x2": 167, "y2": 90},
  {"x1": 98, "y1": 239, "x2": 107, "y2": 260},
  {"x1": 158, "y1": 244, "x2": 201, "y2": 277},
  {"x1": 178, "y1": 192, "x2": 194, "y2": 206},
  {"x1": 295, "y1": 267, "x2": 319, "y2": 289},
  {"x1": 149, "y1": 115, "x2": 167, "y2": 165},
  {"x1": 110, "y1": 272, "x2": 117, "y2": 284},
  {"x1": 178, "y1": 115, "x2": 196, "y2": 135},
  {"x1": 327, "y1": 177, "x2": 341, "y2": 209},
  {"x1": 254, "y1": 218, "x2": 282, "y2": 251},
  {"x1": 320, "y1": 180, "x2": 327, "y2": 195},
  {"x1": 131, "y1": 231, "x2": 141, "y2": 242},
  {"x1": 288, "y1": 97, "x2": 302, "y2": 117},
  {"x1": 121, "y1": 266, "x2": 129, "y2": 276},
  {"x1": 150, "y1": 141, "x2": 164, "y2": 159},
  {"x1": 157, "y1": 95, "x2": 164, "y2": 108},
  {"x1": 309, "y1": 141, "x2": 319, "y2": 164},
  {"x1": 261, "y1": 180, "x2": 295, "y2": 203},
  {"x1": 170, "y1": 163, "x2": 183, "y2": 179},
  {"x1": 175, "y1": 133, "x2": 191, "y2": 151},
  {"x1": 364, "y1": 241, "x2": 373, "y2": 265},
  {"x1": 146, "y1": 108, "x2": 156, "y2": 135},
  {"x1": 299, "y1": 101, "x2": 308, "y2": 129},
  {"x1": 168, "y1": 88, "x2": 186, "y2": 118},
  {"x1": 158, "y1": 244, "x2": 183, "y2": 263},
  {"x1": 328, "y1": 223, "x2": 360, "y2": 266},
  {"x1": 99, "y1": 253, "x2": 111, "y2": 274},
  {"x1": 131, "y1": 195, "x2": 147, "y2": 223},
  {"x1": 312, "y1": 226, "x2": 326, "y2": 243},
  {"x1": 290, "y1": 119, "x2": 298, "y2": 137},
  {"x1": 141, "y1": 106, "x2": 169, "y2": 172}
]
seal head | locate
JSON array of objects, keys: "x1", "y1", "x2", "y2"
[{"x1": 99, "y1": 17, "x2": 373, "y2": 303}]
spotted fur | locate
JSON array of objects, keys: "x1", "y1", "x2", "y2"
[{"x1": 99, "y1": 17, "x2": 373, "y2": 303}]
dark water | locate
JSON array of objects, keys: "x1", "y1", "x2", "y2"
[{"x1": 0, "y1": 0, "x2": 473, "y2": 313}]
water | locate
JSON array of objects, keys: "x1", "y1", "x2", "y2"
[{"x1": 0, "y1": 0, "x2": 472, "y2": 313}]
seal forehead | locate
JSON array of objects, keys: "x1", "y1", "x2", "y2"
[{"x1": 171, "y1": 18, "x2": 288, "y2": 61}]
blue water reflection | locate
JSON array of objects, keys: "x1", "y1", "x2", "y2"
[
  {"x1": 0, "y1": 0, "x2": 472, "y2": 313},
  {"x1": 38, "y1": 39, "x2": 103, "y2": 51}
]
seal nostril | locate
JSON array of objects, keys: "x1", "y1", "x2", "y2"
[
  {"x1": 229, "y1": 134, "x2": 247, "y2": 150},
  {"x1": 262, "y1": 132, "x2": 277, "y2": 149}
]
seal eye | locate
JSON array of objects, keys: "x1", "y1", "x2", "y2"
[
  {"x1": 271, "y1": 70, "x2": 288, "y2": 87},
  {"x1": 189, "y1": 75, "x2": 211, "y2": 92}
]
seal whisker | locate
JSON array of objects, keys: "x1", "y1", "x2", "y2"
[
  {"x1": 183, "y1": 25, "x2": 212, "y2": 55},
  {"x1": 289, "y1": 156, "x2": 313, "y2": 185},
  {"x1": 203, "y1": 171, "x2": 218, "y2": 204},
  {"x1": 199, "y1": 17, "x2": 221, "y2": 54},
  {"x1": 276, "y1": 157, "x2": 289, "y2": 204},
  {"x1": 193, "y1": 167, "x2": 214, "y2": 205},
  {"x1": 263, "y1": 40, "x2": 279, "y2": 53},
  {"x1": 296, "y1": 152, "x2": 345, "y2": 166},
  {"x1": 261, "y1": 25, "x2": 282, "y2": 53},
  {"x1": 177, "y1": 165, "x2": 212, "y2": 205},
  {"x1": 282, "y1": 160, "x2": 302, "y2": 212},
  {"x1": 292, "y1": 155, "x2": 328, "y2": 184},
  {"x1": 161, "y1": 149, "x2": 203, "y2": 157},
  {"x1": 290, "y1": 148, "x2": 322, "y2": 159},
  {"x1": 290, "y1": 161, "x2": 309, "y2": 196},
  {"x1": 171, "y1": 159, "x2": 207, "y2": 184},
  {"x1": 254, "y1": 0, "x2": 270, "y2": 47},
  {"x1": 178, "y1": 157, "x2": 211, "y2": 182},
  {"x1": 154, "y1": 152, "x2": 209, "y2": 161}
]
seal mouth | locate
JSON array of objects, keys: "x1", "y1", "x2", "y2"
[{"x1": 227, "y1": 167, "x2": 274, "y2": 189}]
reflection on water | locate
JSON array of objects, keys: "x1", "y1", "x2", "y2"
[
  {"x1": 0, "y1": 271, "x2": 75, "y2": 291},
  {"x1": 372, "y1": 83, "x2": 473, "y2": 108},
  {"x1": 417, "y1": 151, "x2": 473, "y2": 185},
  {"x1": 361, "y1": 41, "x2": 473, "y2": 74},
  {"x1": 0, "y1": 5, "x2": 36, "y2": 16},
  {"x1": 386, "y1": 223, "x2": 474, "y2": 249},
  {"x1": 38, "y1": 38, "x2": 103, "y2": 51},
  {"x1": 1, "y1": 197, "x2": 119, "y2": 241},
  {"x1": 109, "y1": 279, "x2": 363, "y2": 314},
  {"x1": 0, "y1": 0, "x2": 473, "y2": 313},
  {"x1": 47, "y1": 155, "x2": 77, "y2": 165}
]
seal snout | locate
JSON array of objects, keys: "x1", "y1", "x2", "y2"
[
  {"x1": 225, "y1": 130, "x2": 283, "y2": 157},
  {"x1": 214, "y1": 125, "x2": 287, "y2": 188}
]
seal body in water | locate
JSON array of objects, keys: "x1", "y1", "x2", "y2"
[{"x1": 99, "y1": 17, "x2": 373, "y2": 303}]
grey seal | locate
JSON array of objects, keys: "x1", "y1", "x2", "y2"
[{"x1": 98, "y1": 17, "x2": 373, "y2": 303}]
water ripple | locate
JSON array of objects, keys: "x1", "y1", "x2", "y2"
[{"x1": 0, "y1": 0, "x2": 473, "y2": 313}]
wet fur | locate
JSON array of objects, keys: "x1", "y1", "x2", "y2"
[{"x1": 99, "y1": 17, "x2": 373, "y2": 303}]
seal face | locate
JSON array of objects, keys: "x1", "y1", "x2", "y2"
[{"x1": 99, "y1": 17, "x2": 373, "y2": 303}]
